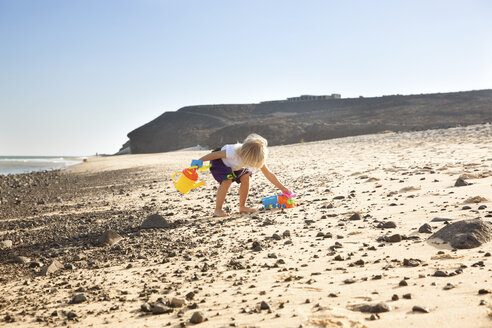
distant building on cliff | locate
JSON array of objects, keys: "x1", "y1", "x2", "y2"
[
  {"x1": 287, "y1": 94, "x2": 341, "y2": 102},
  {"x1": 260, "y1": 93, "x2": 341, "y2": 104}
]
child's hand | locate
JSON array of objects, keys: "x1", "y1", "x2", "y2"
[
  {"x1": 282, "y1": 190, "x2": 296, "y2": 197},
  {"x1": 190, "y1": 159, "x2": 203, "y2": 168}
]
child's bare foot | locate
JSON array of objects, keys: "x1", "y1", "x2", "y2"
[
  {"x1": 239, "y1": 206, "x2": 257, "y2": 214},
  {"x1": 214, "y1": 210, "x2": 230, "y2": 217}
]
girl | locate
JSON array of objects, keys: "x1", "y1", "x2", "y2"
[{"x1": 191, "y1": 134, "x2": 290, "y2": 217}]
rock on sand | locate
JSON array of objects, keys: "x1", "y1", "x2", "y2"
[
  {"x1": 140, "y1": 214, "x2": 170, "y2": 229},
  {"x1": 40, "y1": 260, "x2": 64, "y2": 276},
  {"x1": 349, "y1": 302, "x2": 391, "y2": 313},
  {"x1": 429, "y1": 219, "x2": 492, "y2": 249},
  {"x1": 0, "y1": 240, "x2": 13, "y2": 249},
  {"x1": 98, "y1": 230, "x2": 123, "y2": 246}
]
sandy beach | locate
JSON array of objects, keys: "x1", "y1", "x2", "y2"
[{"x1": 1, "y1": 124, "x2": 491, "y2": 328}]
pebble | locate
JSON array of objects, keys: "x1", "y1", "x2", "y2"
[
  {"x1": 74, "y1": 253, "x2": 87, "y2": 261},
  {"x1": 4, "y1": 313, "x2": 15, "y2": 323},
  {"x1": 70, "y1": 293, "x2": 87, "y2": 304},
  {"x1": 412, "y1": 305, "x2": 430, "y2": 313},
  {"x1": 260, "y1": 301, "x2": 270, "y2": 310},
  {"x1": 242, "y1": 307, "x2": 252, "y2": 314},
  {"x1": 41, "y1": 260, "x2": 64, "y2": 276},
  {"x1": 418, "y1": 223, "x2": 432, "y2": 233},
  {"x1": 472, "y1": 261, "x2": 485, "y2": 267},
  {"x1": 29, "y1": 261, "x2": 43, "y2": 268},
  {"x1": 66, "y1": 311, "x2": 77, "y2": 320},
  {"x1": 272, "y1": 233, "x2": 282, "y2": 240},
  {"x1": 171, "y1": 297, "x2": 186, "y2": 308},
  {"x1": 403, "y1": 258, "x2": 421, "y2": 267},
  {"x1": 324, "y1": 232, "x2": 333, "y2": 238},
  {"x1": 382, "y1": 221, "x2": 397, "y2": 229},
  {"x1": 190, "y1": 311, "x2": 205, "y2": 324},
  {"x1": 443, "y1": 283, "x2": 455, "y2": 290},
  {"x1": 431, "y1": 217, "x2": 452, "y2": 222},
  {"x1": 387, "y1": 234, "x2": 402, "y2": 243},
  {"x1": 152, "y1": 305, "x2": 173, "y2": 315},
  {"x1": 354, "y1": 302, "x2": 391, "y2": 313},
  {"x1": 334, "y1": 255, "x2": 344, "y2": 261},
  {"x1": 252, "y1": 241, "x2": 262, "y2": 252},
  {"x1": 0, "y1": 240, "x2": 13, "y2": 249},
  {"x1": 349, "y1": 213, "x2": 361, "y2": 221},
  {"x1": 141, "y1": 303, "x2": 152, "y2": 312},
  {"x1": 98, "y1": 229, "x2": 123, "y2": 246},
  {"x1": 13, "y1": 256, "x2": 30, "y2": 264},
  {"x1": 140, "y1": 214, "x2": 170, "y2": 229},
  {"x1": 454, "y1": 178, "x2": 469, "y2": 187}
]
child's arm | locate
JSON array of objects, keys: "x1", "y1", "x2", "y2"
[
  {"x1": 261, "y1": 165, "x2": 288, "y2": 193},
  {"x1": 190, "y1": 151, "x2": 226, "y2": 168},
  {"x1": 198, "y1": 150, "x2": 226, "y2": 162}
]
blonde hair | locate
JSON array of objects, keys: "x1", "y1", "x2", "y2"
[{"x1": 238, "y1": 134, "x2": 268, "y2": 168}]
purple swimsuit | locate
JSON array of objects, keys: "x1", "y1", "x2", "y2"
[{"x1": 210, "y1": 159, "x2": 252, "y2": 184}]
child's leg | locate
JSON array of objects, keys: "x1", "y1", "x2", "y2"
[
  {"x1": 215, "y1": 179, "x2": 233, "y2": 217},
  {"x1": 239, "y1": 174, "x2": 257, "y2": 213}
]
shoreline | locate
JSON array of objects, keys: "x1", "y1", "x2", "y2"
[
  {"x1": 1, "y1": 124, "x2": 491, "y2": 327},
  {"x1": 0, "y1": 156, "x2": 86, "y2": 176}
]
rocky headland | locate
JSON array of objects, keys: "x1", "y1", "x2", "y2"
[{"x1": 123, "y1": 89, "x2": 492, "y2": 154}]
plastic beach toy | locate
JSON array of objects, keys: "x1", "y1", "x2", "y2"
[
  {"x1": 172, "y1": 165, "x2": 211, "y2": 194},
  {"x1": 262, "y1": 191, "x2": 296, "y2": 209}
]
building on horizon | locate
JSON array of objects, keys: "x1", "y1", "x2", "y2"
[
  {"x1": 260, "y1": 93, "x2": 341, "y2": 104},
  {"x1": 286, "y1": 94, "x2": 341, "y2": 102}
]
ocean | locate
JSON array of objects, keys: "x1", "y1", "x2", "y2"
[{"x1": 0, "y1": 156, "x2": 84, "y2": 176}]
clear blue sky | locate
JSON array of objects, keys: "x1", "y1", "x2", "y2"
[{"x1": 1, "y1": 0, "x2": 491, "y2": 156}]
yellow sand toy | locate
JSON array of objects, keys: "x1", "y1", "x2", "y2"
[{"x1": 172, "y1": 164, "x2": 211, "y2": 194}]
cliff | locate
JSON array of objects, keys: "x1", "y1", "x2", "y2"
[{"x1": 124, "y1": 89, "x2": 492, "y2": 153}]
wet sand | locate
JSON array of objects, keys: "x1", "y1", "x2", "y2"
[{"x1": 1, "y1": 124, "x2": 491, "y2": 327}]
